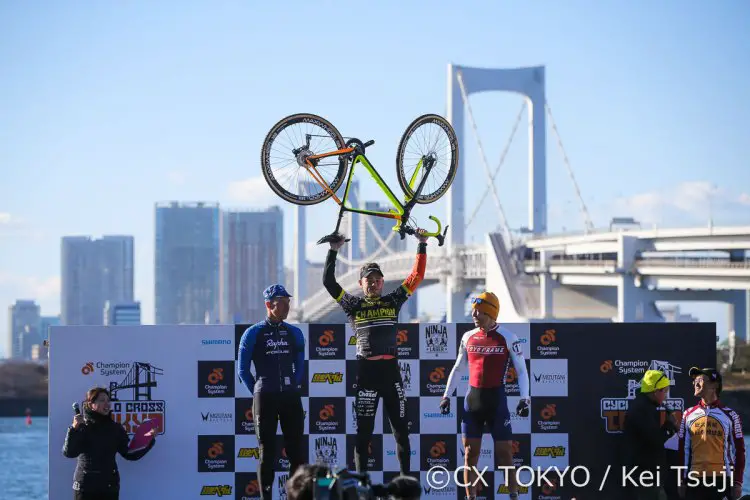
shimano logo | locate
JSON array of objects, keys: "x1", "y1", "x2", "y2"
[{"x1": 202, "y1": 339, "x2": 231, "y2": 345}]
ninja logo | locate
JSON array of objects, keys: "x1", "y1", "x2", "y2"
[
  {"x1": 314, "y1": 436, "x2": 339, "y2": 467},
  {"x1": 424, "y1": 324, "x2": 448, "y2": 355}
]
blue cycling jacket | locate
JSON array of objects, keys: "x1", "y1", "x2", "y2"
[{"x1": 237, "y1": 318, "x2": 305, "y2": 394}]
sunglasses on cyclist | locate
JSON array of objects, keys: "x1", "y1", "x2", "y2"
[{"x1": 471, "y1": 297, "x2": 497, "y2": 310}]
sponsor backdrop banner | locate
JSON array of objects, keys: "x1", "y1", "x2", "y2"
[{"x1": 48, "y1": 322, "x2": 714, "y2": 500}]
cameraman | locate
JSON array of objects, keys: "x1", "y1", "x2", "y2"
[
  {"x1": 285, "y1": 464, "x2": 421, "y2": 500},
  {"x1": 62, "y1": 387, "x2": 156, "y2": 500}
]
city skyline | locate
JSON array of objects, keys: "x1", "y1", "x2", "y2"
[{"x1": 3, "y1": 2, "x2": 750, "y2": 357}]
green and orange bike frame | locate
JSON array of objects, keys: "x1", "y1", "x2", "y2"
[{"x1": 302, "y1": 138, "x2": 449, "y2": 246}]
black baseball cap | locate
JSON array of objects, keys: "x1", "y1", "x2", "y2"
[
  {"x1": 689, "y1": 367, "x2": 723, "y2": 393},
  {"x1": 360, "y1": 262, "x2": 383, "y2": 279}
]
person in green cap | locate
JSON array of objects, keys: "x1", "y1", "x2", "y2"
[{"x1": 621, "y1": 369, "x2": 680, "y2": 500}]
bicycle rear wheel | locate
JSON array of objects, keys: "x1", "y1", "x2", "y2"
[
  {"x1": 396, "y1": 114, "x2": 458, "y2": 204},
  {"x1": 260, "y1": 113, "x2": 348, "y2": 205}
]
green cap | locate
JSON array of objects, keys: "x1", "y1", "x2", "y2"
[{"x1": 640, "y1": 370, "x2": 670, "y2": 393}]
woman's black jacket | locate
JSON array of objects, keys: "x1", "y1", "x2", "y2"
[{"x1": 61, "y1": 407, "x2": 155, "y2": 493}]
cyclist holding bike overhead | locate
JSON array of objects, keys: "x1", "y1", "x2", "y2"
[{"x1": 322, "y1": 230, "x2": 428, "y2": 477}]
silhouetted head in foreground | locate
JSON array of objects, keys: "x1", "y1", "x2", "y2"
[{"x1": 285, "y1": 464, "x2": 421, "y2": 500}]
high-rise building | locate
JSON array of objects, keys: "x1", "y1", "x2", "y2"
[
  {"x1": 155, "y1": 202, "x2": 221, "y2": 325},
  {"x1": 7, "y1": 300, "x2": 41, "y2": 360},
  {"x1": 104, "y1": 301, "x2": 142, "y2": 325},
  {"x1": 61, "y1": 235, "x2": 134, "y2": 325},
  {"x1": 222, "y1": 207, "x2": 283, "y2": 323}
]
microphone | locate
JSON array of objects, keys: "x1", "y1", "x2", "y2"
[{"x1": 72, "y1": 402, "x2": 81, "y2": 415}]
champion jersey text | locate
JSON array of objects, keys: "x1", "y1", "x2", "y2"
[{"x1": 323, "y1": 243, "x2": 426, "y2": 359}]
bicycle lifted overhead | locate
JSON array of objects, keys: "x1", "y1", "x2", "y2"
[{"x1": 260, "y1": 113, "x2": 459, "y2": 246}]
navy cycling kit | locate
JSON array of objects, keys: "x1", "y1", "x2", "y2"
[{"x1": 237, "y1": 319, "x2": 305, "y2": 500}]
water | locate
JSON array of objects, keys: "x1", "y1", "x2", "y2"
[
  {"x1": 2, "y1": 416, "x2": 750, "y2": 499},
  {"x1": 0, "y1": 417, "x2": 49, "y2": 499}
]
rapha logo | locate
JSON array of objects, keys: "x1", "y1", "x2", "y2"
[{"x1": 424, "y1": 324, "x2": 448, "y2": 355}]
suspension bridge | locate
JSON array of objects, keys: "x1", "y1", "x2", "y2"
[
  {"x1": 109, "y1": 362, "x2": 163, "y2": 401},
  {"x1": 291, "y1": 64, "x2": 750, "y2": 341}
]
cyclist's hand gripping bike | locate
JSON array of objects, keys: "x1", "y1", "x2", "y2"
[{"x1": 260, "y1": 113, "x2": 459, "y2": 246}]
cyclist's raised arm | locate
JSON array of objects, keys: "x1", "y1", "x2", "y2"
[
  {"x1": 403, "y1": 239, "x2": 427, "y2": 294},
  {"x1": 386, "y1": 238, "x2": 427, "y2": 305},
  {"x1": 323, "y1": 241, "x2": 360, "y2": 313}
]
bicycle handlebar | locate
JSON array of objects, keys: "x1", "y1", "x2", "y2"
[
  {"x1": 363, "y1": 140, "x2": 375, "y2": 149},
  {"x1": 399, "y1": 215, "x2": 449, "y2": 247}
]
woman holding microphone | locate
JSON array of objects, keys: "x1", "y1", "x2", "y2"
[{"x1": 62, "y1": 387, "x2": 156, "y2": 500}]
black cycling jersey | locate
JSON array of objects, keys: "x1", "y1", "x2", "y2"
[{"x1": 322, "y1": 244, "x2": 426, "y2": 358}]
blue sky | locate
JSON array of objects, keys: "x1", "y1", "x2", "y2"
[{"x1": 1, "y1": 1, "x2": 749, "y2": 357}]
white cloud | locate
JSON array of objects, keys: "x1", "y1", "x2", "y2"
[
  {"x1": 0, "y1": 273, "x2": 61, "y2": 302},
  {"x1": 0, "y1": 214, "x2": 44, "y2": 240},
  {"x1": 608, "y1": 181, "x2": 750, "y2": 227},
  {"x1": 227, "y1": 176, "x2": 281, "y2": 207}
]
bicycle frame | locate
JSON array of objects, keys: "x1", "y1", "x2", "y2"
[{"x1": 305, "y1": 140, "x2": 446, "y2": 244}]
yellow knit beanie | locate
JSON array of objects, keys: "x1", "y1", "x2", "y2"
[{"x1": 471, "y1": 292, "x2": 499, "y2": 321}]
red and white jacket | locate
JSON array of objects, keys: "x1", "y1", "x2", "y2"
[{"x1": 442, "y1": 325, "x2": 529, "y2": 399}]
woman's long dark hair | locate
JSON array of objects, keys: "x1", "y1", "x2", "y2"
[{"x1": 83, "y1": 386, "x2": 111, "y2": 411}]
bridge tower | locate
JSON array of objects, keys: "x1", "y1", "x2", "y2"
[
  {"x1": 292, "y1": 181, "x2": 309, "y2": 321},
  {"x1": 446, "y1": 64, "x2": 547, "y2": 321}
]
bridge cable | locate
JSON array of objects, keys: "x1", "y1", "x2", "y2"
[
  {"x1": 464, "y1": 100, "x2": 526, "y2": 230},
  {"x1": 455, "y1": 69, "x2": 514, "y2": 244},
  {"x1": 545, "y1": 102, "x2": 595, "y2": 233}
]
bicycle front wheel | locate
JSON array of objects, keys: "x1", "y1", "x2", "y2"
[
  {"x1": 260, "y1": 113, "x2": 348, "y2": 205},
  {"x1": 396, "y1": 114, "x2": 458, "y2": 204}
]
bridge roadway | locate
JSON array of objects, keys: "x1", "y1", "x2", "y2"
[{"x1": 299, "y1": 226, "x2": 750, "y2": 335}]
